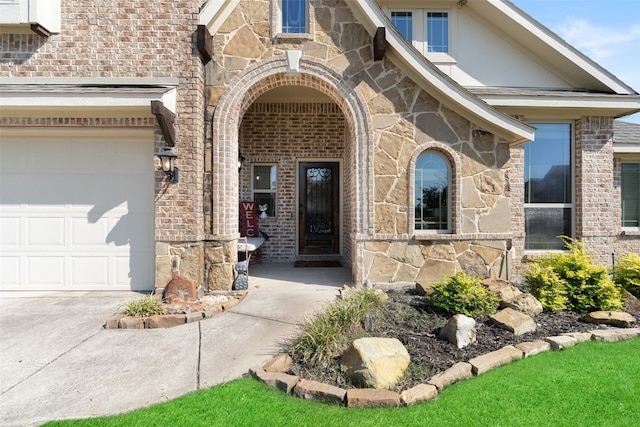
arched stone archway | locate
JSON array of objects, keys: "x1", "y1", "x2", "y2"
[{"x1": 209, "y1": 56, "x2": 374, "y2": 242}]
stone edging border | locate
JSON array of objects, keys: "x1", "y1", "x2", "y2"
[
  {"x1": 250, "y1": 327, "x2": 640, "y2": 408},
  {"x1": 103, "y1": 291, "x2": 247, "y2": 329}
]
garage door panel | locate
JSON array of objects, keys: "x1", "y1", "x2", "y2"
[
  {"x1": 0, "y1": 258, "x2": 20, "y2": 285},
  {"x1": 27, "y1": 218, "x2": 65, "y2": 246},
  {"x1": 28, "y1": 257, "x2": 65, "y2": 285},
  {"x1": 71, "y1": 257, "x2": 109, "y2": 286},
  {"x1": 72, "y1": 217, "x2": 111, "y2": 246},
  {"x1": 0, "y1": 133, "x2": 154, "y2": 291},
  {"x1": 0, "y1": 218, "x2": 20, "y2": 246}
]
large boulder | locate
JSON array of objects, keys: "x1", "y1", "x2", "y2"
[
  {"x1": 584, "y1": 311, "x2": 637, "y2": 328},
  {"x1": 490, "y1": 308, "x2": 536, "y2": 336},
  {"x1": 341, "y1": 337, "x2": 410, "y2": 389},
  {"x1": 439, "y1": 314, "x2": 476, "y2": 349},
  {"x1": 164, "y1": 274, "x2": 198, "y2": 304},
  {"x1": 503, "y1": 293, "x2": 543, "y2": 317}
]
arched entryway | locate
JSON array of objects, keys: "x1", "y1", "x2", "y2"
[{"x1": 210, "y1": 56, "x2": 373, "y2": 279}]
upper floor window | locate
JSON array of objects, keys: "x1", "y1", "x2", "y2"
[
  {"x1": 621, "y1": 162, "x2": 639, "y2": 228},
  {"x1": 524, "y1": 123, "x2": 573, "y2": 250},
  {"x1": 390, "y1": 9, "x2": 450, "y2": 55},
  {"x1": 415, "y1": 151, "x2": 450, "y2": 231},
  {"x1": 272, "y1": 0, "x2": 314, "y2": 39},
  {"x1": 282, "y1": 0, "x2": 307, "y2": 34}
]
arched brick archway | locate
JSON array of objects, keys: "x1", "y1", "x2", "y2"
[{"x1": 210, "y1": 56, "x2": 374, "y2": 244}]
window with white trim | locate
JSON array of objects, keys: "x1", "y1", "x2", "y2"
[
  {"x1": 621, "y1": 162, "x2": 640, "y2": 228},
  {"x1": 524, "y1": 123, "x2": 573, "y2": 250},
  {"x1": 390, "y1": 9, "x2": 450, "y2": 55},
  {"x1": 252, "y1": 164, "x2": 277, "y2": 218},
  {"x1": 271, "y1": 0, "x2": 313, "y2": 38},
  {"x1": 415, "y1": 151, "x2": 450, "y2": 232}
]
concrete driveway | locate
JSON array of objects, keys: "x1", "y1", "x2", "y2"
[{"x1": 0, "y1": 263, "x2": 348, "y2": 426}]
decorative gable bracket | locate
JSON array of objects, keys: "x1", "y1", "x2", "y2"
[
  {"x1": 373, "y1": 27, "x2": 387, "y2": 61},
  {"x1": 197, "y1": 25, "x2": 213, "y2": 63},
  {"x1": 151, "y1": 100, "x2": 176, "y2": 147}
]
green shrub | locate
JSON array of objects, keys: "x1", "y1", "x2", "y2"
[
  {"x1": 524, "y1": 237, "x2": 625, "y2": 313},
  {"x1": 428, "y1": 271, "x2": 500, "y2": 318},
  {"x1": 123, "y1": 295, "x2": 165, "y2": 317},
  {"x1": 289, "y1": 288, "x2": 383, "y2": 364},
  {"x1": 613, "y1": 252, "x2": 640, "y2": 298},
  {"x1": 523, "y1": 264, "x2": 568, "y2": 312}
]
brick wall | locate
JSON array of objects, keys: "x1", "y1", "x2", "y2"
[
  {"x1": 1, "y1": 0, "x2": 206, "y2": 244},
  {"x1": 239, "y1": 102, "x2": 349, "y2": 262}
]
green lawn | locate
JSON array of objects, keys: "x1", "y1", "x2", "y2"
[{"x1": 46, "y1": 338, "x2": 640, "y2": 427}]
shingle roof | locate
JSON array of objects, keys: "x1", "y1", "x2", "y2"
[{"x1": 614, "y1": 120, "x2": 640, "y2": 144}]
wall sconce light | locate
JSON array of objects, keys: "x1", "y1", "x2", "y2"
[
  {"x1": 238, "y1": 153, "x2": 246, "y2": 171},
  {"x1": 157, "y1": 146, "x2": 179, "y2": 183}
]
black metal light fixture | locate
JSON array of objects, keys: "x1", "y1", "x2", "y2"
[{"x1": 157, "y1": 146, "x2": 178, "y2": 183}]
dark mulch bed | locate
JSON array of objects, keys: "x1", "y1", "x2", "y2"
[{"x1": 290, "y1": 288, "x2": 639, "y2": 391}]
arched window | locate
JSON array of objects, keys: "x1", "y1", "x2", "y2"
[{"x1": 415, "y1": 151, "x2": 450, "y2": 231}]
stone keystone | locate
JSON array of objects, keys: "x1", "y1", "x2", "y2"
[
  {"x1": 468, "y1": 345, "x2": 523, "y2": 376},
  {"x1": 341, "y1": 337, "x2": 410, "y2": 389},
  {"x1": 439, "y1": 314, "x2": 476, "y2": 349},
  {"x1": 583, "y1": 311, "x2": 637, "y2": 328},
  {"x1": 427, "y1": 362, "x2": 473, "y2": 390},
  {"x1": 346, "y1": 388, "x2": 401, "y2": 408},
  {"x1": 293, "y1": 379, "x2": 346, "y2": 405},
  {"x1": 491, "y1": 308, "x2": 536, "y2": 336}
]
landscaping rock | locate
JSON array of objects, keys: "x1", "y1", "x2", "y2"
[
  {"x1": 583, "y1": 311, "x2": 637, "y2": 328},
  {"x1": 590, "y1": 328, "x2": 640, "y2": 342},
  {"x1": 293, "y1": 379, "x2": 346, "y2": 405},
  {"x1": 561, "y1": 332, "x2": 592, "y2": 343},
  {"x1": 623, "y1": 290, "x2": 640, "y2": 313},
  {"x1": 185, "y1": 312, "x2": 203, "y2": 323},
  {"x1": 545, "y1": 335, "x2": 578, "y2": 350},
  {"x1": 468, "y1": 345, "x2": 523, "y2": 376},
  {"x1": 118, "y1": 316, "x2": 145, "y2": 329},
  {"x1": 400, "y1": 383, "x2": 438, "y2": 406},
  {"x1": 146, "y1": 314, "x2": 185, "y2": 328},
  {"x1": 341, "y1": 337, "x2": 410, "y2": 389},
  {"x1": 439, "y1": 314, "x2": 476, "y2": 349},
  {"x1": 515, "y1": 340, "x2": 550, "y2": 357},
  {"x1": 263, "y1": 354, "x2": 293, "y2": 373},
  {"x1": 490, "y1": 308, "x2": 536, "y2": 336},
  {"x1": 222, "y1": 298, "x2": 241, "y2": 311},
  {"x1": 503, "y1": 293, "x2": 543, "y2": 317},
  {"x1": 104, "y1": 314, "x2": 125, "y2": 329},
  {"x1": 346, "y1": 388, "x2": 401, "y2": 408},
  {"x1": 415, "y1": 282, "x2": 430, "y2": 296},
  {"x1": 163, "y1": 274, "x2": 198, "y2": 303},
  {"x1": 482, "y1": 278, "x2": 522, "y2": 302},
  {"x1": 252, "y1": 369, "x2": 299, "y2": 394},
  {"x1": 427, "y1": 361, "x2": 473, "y2": 390}
]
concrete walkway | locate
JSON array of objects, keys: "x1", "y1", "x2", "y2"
[{"x1": 0, "y1": 263, "x2": 349, "y2": 426}]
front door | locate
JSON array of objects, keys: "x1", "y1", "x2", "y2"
[{"x1": 298, "y1": 162, "x2": 339, "y2": 254}]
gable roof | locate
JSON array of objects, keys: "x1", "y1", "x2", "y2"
[{"x1": 200, "y1": 0, "x2": 640, "y2": 144}]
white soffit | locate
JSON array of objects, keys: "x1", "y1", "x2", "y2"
[
  {"x1": 476, "y1": 0, "x2": 637, "y2": 95},
  {"x1": 0, "y1": 78, "x2": 178, "y2": 116},
  {"x1": 199, "y1": 0, "x2": 240, "y2": 34}
]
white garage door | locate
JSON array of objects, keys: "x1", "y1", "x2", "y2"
[{"x1": 0, "y1": 129, "x2": 155, "y2": 291}]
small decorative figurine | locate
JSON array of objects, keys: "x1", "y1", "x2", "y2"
[{"x1": 258, "y1": 204, "x2": 268, "y2": 219}]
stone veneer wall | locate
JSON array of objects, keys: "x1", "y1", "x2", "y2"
[
  {"x1": 202, "y1": 0, "x2": 519, "y2": 288},
  {"x1": 1, "y1": 0, "x2": 207, "y2": 289},
  {"x1": 239, "y1": 102, "x2": 349, "y2": 263}
]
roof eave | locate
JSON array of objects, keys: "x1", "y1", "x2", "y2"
[{"x1": 351, "y1": 0, "x2": 534, "y2": 144}]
